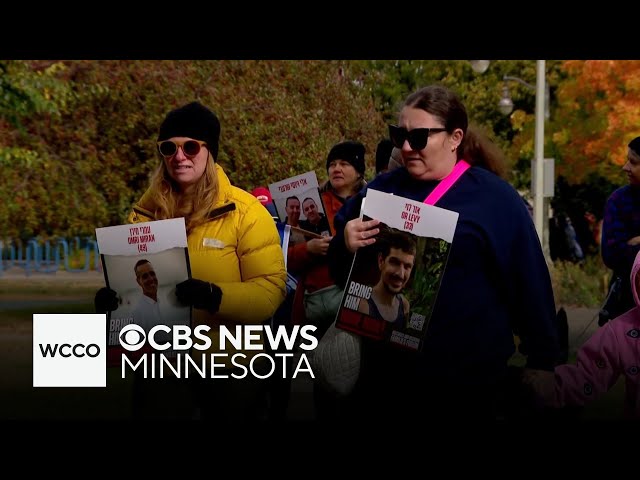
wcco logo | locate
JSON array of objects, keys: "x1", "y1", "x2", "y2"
[
  {"x1": 33, "y1": 314, "x2": 106, "y2": 387},
  {"x1": 39, "y1": 343, "x2": 101, "y2": 358}
]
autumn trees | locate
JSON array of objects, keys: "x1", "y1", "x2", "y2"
[
  {"x1": 0, "y1": 60, "x2": 385, "y2": 238},
  {"x1": 0, "y1": 60, "x2": 637, "y2": 240}
]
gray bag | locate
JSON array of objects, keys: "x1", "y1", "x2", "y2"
[
  {"x1": 303, "y1": 284, "x2": 344, "y2": 332},
  {"x1": 310, "y1": 320, "x2": 361, "y2": 396},
  {"x1": 304, "y1": 284, "x2": 361, "y2": 396}
]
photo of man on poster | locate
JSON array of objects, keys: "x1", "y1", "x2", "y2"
[
  {"x1": 131, "y1": 259, "x2": 162, "y2": 333},
  {"x1": 358, "y1": 228, "x2": 416, "y2": 328}
]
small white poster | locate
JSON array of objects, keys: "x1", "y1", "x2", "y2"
[{"x1": 95, "y1": 218, "x2": 191, "y2": 366}]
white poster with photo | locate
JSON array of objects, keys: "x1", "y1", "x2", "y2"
[
  {"x1": 268, "y1": 171, "x2": 330, "y2": 237},
  {"x1": 95, "y1": 218, "x2": 191, "y2": 367},
  {"x1": 336, "y1": 189, "x2": 459, "y2": 351}
]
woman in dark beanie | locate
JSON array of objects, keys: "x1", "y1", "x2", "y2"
[
  {"x1": 289, "y1": 140, "x2": 367, "y2": 330},
  {"x1": 286, "y1": 140, "x2": 367, "y2": 418},
  {"x1": 96, "y1": 101, "x2": 286, "y2": 420}
]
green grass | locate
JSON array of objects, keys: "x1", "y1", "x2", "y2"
[
  {"x1": 4, "y1": 302, "x2": 94, "y2": 316},
  {"x1": 0, "y1": 303, "x2": 95, "y2": 330},
  {"x1": 0, "y1": 313, "x2": 134, "y2": 420},
  {"x1": 0, "y1": 298, "x2": 116, "y2": 419},
  {"x1": 550, "y1": 254, "x2": 610, "y2": 308},
  {"x1": 0, "y1": 290, "x2": 196, "y2": 420},
  {"x1": 0, "y1": 272, "x2": 627, "y2": 420},
  {"x1": 0, "y1": 281, "x2": 101, "y2": 296}
]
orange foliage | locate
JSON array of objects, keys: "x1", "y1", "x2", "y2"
[{"x1": 555, "y1": 60, "x2": 640, "y2": 182}]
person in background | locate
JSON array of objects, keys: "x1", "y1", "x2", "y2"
[
  {"x1": 284, "y1": 196, "x2": 301, "y2": 227},
  {"x1": 328, "y1": 85, "x2": 560, "y2": 421},
  {"x1": 299, "y1": 197, "x2": 330, "y2": 236},
  {"x1": 584, "y1": 211, "x2": 603, "y2": 249},
  {"x1": 387, "y1": 146, "x2": 403, "y2": 172},
  {"x1": 600, "y1": 136, "x2": 640, "y2": 323},
  {"x1": 95, "y1": 101, "x2": 286, "y2": 420},
  {"x1": 375, "y1": 139, "x2": 394, "y2": 175},
  {"x1": 287, "y1": 140, "x2": 367, "y2": 419},
  {"x1": 251, "y1": 186, "x2": 278, "y2": 221},
  {"x1": 251, "y1": 185, "x2": 297, "y2": 421},
  {"x1": 288, "y1": 141, "x2": 367, "y2": 331}
]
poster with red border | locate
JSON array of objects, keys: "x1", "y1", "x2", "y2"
[{"x1": 336, "y1": 189, "x2": 458, "y2": 351}]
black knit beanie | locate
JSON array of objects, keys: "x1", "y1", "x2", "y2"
[
  {"x1": 326, "y1": 140, "x2": 366, "y2": 176},
  {"x1": 157, "y1": 102, "x2": 220, "y2": 159}
]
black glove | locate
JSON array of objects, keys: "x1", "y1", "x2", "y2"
[
  {"x1": 175, "y1": 278, "x2": 222, "y2": 314},
  {"x1": 94, "y1": 287, "x2": 119, "y2": 314}
]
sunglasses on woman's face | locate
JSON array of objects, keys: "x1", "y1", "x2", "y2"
[
  {"x1": 157, "y1": 139, "x2": 207, "y2": 158},
  {"x1": 388, "y1": 125, "x2": 447, "y2": 151}
]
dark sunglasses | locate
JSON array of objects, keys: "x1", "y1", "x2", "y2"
[
  {"x1": 157, "y1": 139, "x2": 207, "y2": 158},
  {"x1": 388, "y1": 125, "x2": 447, "y2": 151}
]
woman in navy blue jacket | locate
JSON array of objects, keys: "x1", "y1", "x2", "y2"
[{"x1": 328, "y1": 85, "x2": 560, "y2": 421}]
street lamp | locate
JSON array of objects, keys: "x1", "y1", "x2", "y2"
[
  {"x1": 494, "y1": 64, "x2": 548, "y2": 249},
  {"x1": 470, "y1": 60, "x2": 491, "y2": 74},
  {"x1": 499, "y1": 75, "x2": 550, "y2": 119},
  {"x1": 533, "y1": 60, "x2": 547, "y2": 256},
  {"x1": 498, "y1": 84, "x2": 514, "y2": 115},
  {"x1": 470, "y1": 60, "x2": 549, "y2": 253}
]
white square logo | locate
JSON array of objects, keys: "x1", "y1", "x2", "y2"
[{"x1": 33, "y1": 314, "x2": 107, "y2": 387}]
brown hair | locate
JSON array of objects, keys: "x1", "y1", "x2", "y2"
[
  {"x1": 404, "y1": 85, "x2": 507, "y2": 178},
  {"x1": 378, "y1": 225, "x2": 417, "y2": 260}
]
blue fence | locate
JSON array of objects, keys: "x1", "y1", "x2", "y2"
[{"x1": 0, "y1": 237, "x2": 101, "y2": 276}]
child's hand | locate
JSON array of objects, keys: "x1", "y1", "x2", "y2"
[
  {"x1": 522, "y1": 368, "x2": 556, "y2": 406},
  {"x1": 627, "y1": 235, "x2": 640, "y2": 246}
]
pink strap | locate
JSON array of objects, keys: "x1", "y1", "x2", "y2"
[{"x1": 423, "y1": 160, "x2": 470, "y2": 206}]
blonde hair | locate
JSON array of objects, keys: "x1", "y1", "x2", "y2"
[{"x1": 143, "y1": 153, "x2": 219, "y2": 234}]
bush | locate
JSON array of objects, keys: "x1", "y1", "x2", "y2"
[
  {"x1": 1, "y1": 60, "x2": 386, "y2": 238},
  {"x1": 550, "y1": 254, "x2": 609, "y2": 308}
]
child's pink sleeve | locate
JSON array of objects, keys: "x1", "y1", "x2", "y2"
[{"x1": 553, "y1": 323, "x2": 622, "y2": 407}]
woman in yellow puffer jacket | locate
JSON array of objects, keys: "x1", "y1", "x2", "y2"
[{"x1": 97, "y1": 102, "x2": 286, "y2": 420}]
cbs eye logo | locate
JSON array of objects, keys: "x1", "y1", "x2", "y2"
[{"x1": 119, "y1": 324, "x2": 146, "y2": 351}]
